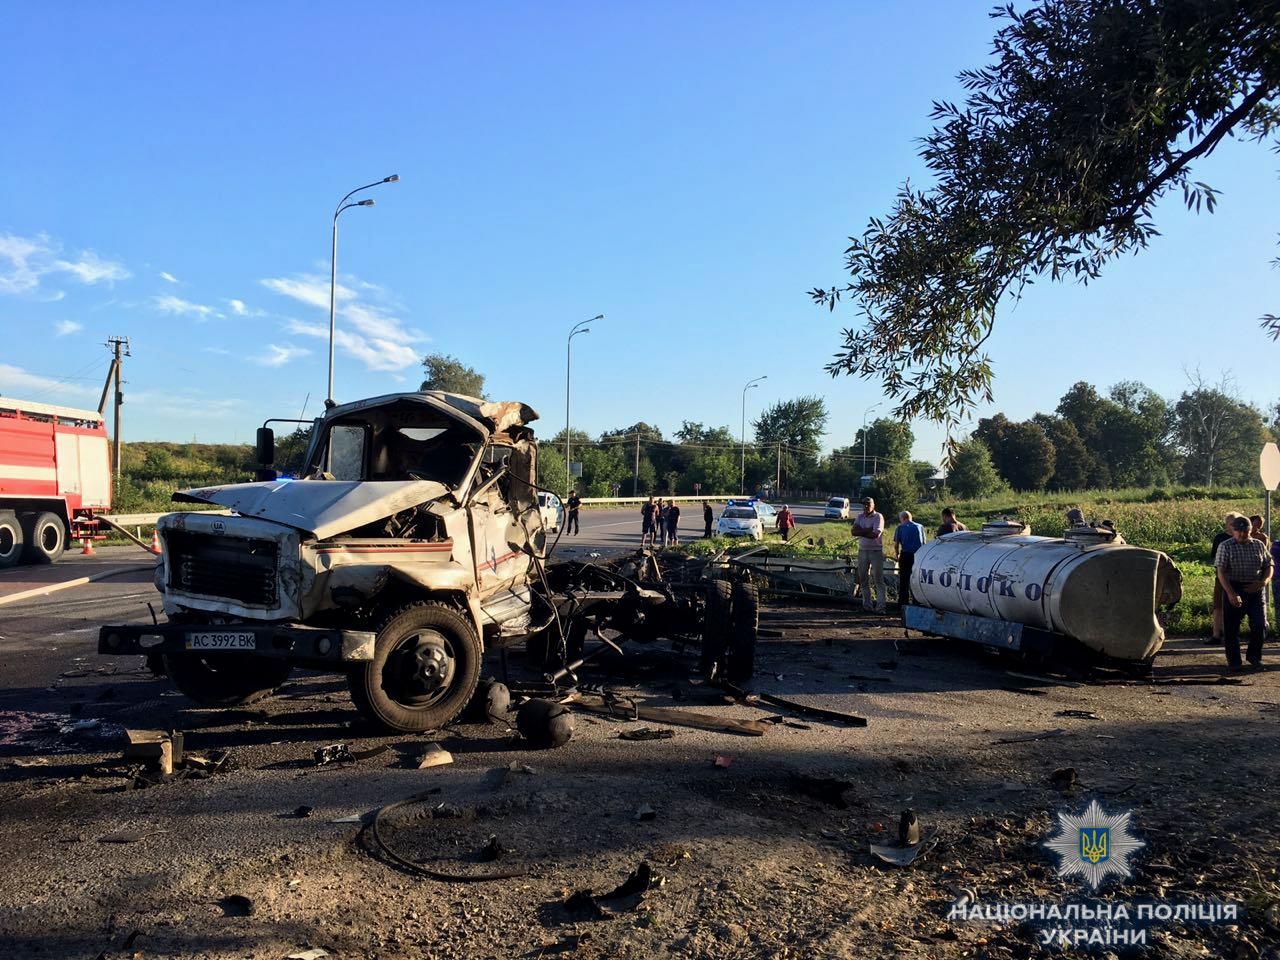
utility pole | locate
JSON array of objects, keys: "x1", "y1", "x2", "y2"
[
  {"x1": 776, "y1": 443, "x2": 782, "y2": 495},
  {"x1": 633, "y1": 433, "x2": 640, "y2": 497},
  {"x1": 104, "y1": 336, "x2": 130, "y2": 479}
]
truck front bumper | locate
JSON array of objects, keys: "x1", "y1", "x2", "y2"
[{"x1": 98, "y1": 622, "x2": 376, "y2": 666}]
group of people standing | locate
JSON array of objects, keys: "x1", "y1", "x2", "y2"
[
  {"x1": 640, "y1": 496, "x2": 683, "y2": 548},
  {"x1": 847, "y1": 497, "x2": 944, "y2": 613}
]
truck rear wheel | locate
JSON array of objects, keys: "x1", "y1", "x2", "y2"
[
  {"x1": 0, "y1": 512, "x2": 22, "y2": 569},
  {"x1": 699, "y1": 579, "x2": 733, "y2": 679},
  {"x1": 348, "y1": 602, "x2": 482, "y2": 733},
  {"x1": 21, "y1": 512, "x2": 66, "y2": 564},
  {"x1": 163, "y1": 653, "x2": 292, "y2": 706},
  {"x1": 727, "y1": 582, "x2": 759, "y2": 683}
]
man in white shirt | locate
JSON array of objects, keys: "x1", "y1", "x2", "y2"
[{"x1": 852, "y1": 496, "x2": 886, "y2": 612}]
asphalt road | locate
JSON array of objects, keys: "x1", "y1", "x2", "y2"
[{"x1": 552, "y1": 500, "x2": 831, "y2": 554}]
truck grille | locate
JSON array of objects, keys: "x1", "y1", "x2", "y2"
[{"x1": 167, "y1": 531, "x2": 279, "y2": 606}]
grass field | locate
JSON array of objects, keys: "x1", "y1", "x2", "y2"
[{"x1": 676, "y1": 486, "x2": 1276, "y2": 637}]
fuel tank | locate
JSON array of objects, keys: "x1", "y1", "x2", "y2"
[{"x1": 910, "y1": 526, "x2": 1182, "y2": 661}]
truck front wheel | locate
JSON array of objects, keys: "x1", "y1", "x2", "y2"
[
  {"x1": 0, "y1": 512, "x2": 23, "y2": 569},
  {"x1": 348, "y1": 602, "x2": 482, "y2": 733},
  {"x1": 21, "y1": 512, "x2": 66, "y2": 564},
  {"x1": 163, "y1": 654, "x2": 292, "y2": 706}
]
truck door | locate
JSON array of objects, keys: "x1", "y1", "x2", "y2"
[{"x1": 468, "y1": 448, "x2": 529, "y2": 597}]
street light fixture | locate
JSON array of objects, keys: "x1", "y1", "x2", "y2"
[
  {"x1": 740, "y1": 375, "x2": 768, "y2": 494},
  {"x1": 327, "y1": 174, "x2": 399, "y2": 406},
  {"x1": 861, "y1": 400, "x2": 883, "y2": 475},
  {"x1": 566, "y1": 314, "x2": 604, "y2": 492}
]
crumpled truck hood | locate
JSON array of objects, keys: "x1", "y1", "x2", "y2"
[{"x1": 175, "y1": 478, "x2": 449, "y2": 540}]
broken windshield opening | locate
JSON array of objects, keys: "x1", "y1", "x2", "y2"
[{"x1": 309, "y1": 399, "x2": 484, "y2": 488}]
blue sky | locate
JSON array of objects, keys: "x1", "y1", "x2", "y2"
[{"x1": 2, "y1": 2, "x2": 1277, "y2": 466}]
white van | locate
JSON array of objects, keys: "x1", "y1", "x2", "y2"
[{"x1": 824, "y1": 497, "x2": 851, "y2": 519}]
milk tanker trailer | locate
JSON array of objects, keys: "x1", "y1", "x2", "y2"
[{"x1": 902, "y1": 521, "x2": 1183, "y2": 665}]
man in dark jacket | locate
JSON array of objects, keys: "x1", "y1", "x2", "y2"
[
  {"x1": 666, "y1": 502, "x2": 681, "y2": 546},
  {"x1": 566, "y1": 490, "x2": 582, "y2": 535},
  {"x1": 703, "y1": 502, "x2": 714, "y2": 538}
]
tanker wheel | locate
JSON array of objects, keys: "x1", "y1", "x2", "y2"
[
  {"x1": 699, "y1": 579, "x2": 733, "y2": 679},
  {"x1": 348, "y1": 602, "x2": 481, "y2": 733},
  {"x1": 163, "y1": 653, "x2": 292, "y2": 706},
  {"x1": 21, "y1": 511, "x2": 66, "y2": 564},
  {"x1": 0, "y1": 511, "x2": 23, "y2": 569},
  {"x1": 727, "y1": 582, "x2": 759, "y2": 684}
]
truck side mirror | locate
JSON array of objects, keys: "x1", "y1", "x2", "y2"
[{"x1": 256, "y1": 427, "x2": 275, "y2": 467}]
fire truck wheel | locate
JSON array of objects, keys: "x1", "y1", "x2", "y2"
[
  {"x1": 349, "y1": 601, "x2": 482, "y2": 733},
  {"x1": 699, "y1": 579, "x2": 733, "y2": 679},
  {"x1": 727, "y1": 581, "x2": 759, "y2": 683},
  {"x1": 0, "y1": 512, "x2": 23, "y2": 569},
  {"x1": 163, "y1": 654, "x2": 292, "y2": 706},
  {"x1": 21, "y1": 512, "x2": 66, "y2": 564}
]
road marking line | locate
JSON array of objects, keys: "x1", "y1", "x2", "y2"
[{"x1": 0, "y1": 567, "x2": 153, "y2": 607}]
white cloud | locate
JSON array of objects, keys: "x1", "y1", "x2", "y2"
[
  {"x1": 202, "y1": 346, "x2": 231, "y2": 355},
  {"x1": 0, "y1": 363, "x2": 97, "y2": 401},
  {"x1": 263, "y1": 271, "x2": 425, "y2": 372},
  {"x1": 254, "y1": 343, "x2": 311, "y2": 367},
  {"x1": 261, "y1": 275, "x2": 353, "y2": 310},
  {"x1": 128, "y1": 390, "x2": 241, "y2": 418},
  {"x1": 159, "y1": 271, "x2": 179, "y2": 284},
  {"x1": 55, "y1": 320, "x2": 83, "y2": 336},
  {"x1": 228, "y1": 298, "x2": 247, "y2": 315},
  {"x1": 152, "y1": 294, "x2": 220, "y2": 321},
  {"x1": 0, "y1": 232, "x2": 130, "y2": 295}
]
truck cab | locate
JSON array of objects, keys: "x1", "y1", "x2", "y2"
[{"x1": 100, "y1": 391, "x2": 544, "y2": 732}]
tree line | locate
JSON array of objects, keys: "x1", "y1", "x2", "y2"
[{"x1": 947, "y1": 376, "x2": 1277, "y2": 499}]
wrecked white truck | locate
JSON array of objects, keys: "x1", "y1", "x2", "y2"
[{"x1": 98, "y1": 391, "x2": 760, "y2": 733}]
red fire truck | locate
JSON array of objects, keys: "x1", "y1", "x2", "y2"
[{"x1": 0, "y1": 398, "x2": 113, "y2": 567}]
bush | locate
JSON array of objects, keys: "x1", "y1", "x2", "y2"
[{"x1": 865, "y1": 464, "x2": 917, "y2": 521}]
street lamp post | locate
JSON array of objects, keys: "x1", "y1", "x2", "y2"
[
  {"x1": 740, "y1": 375, "x2": 768, "y2": 494},
  {"x1": 566, "y1": 314, "x2": 604, "y2": 492},
  {"x1": 327, "y1": 174, "x2": 399, "y2": 406},
  {"x1": 860, "y1": 401, "x2": 883, "y2": 475}
]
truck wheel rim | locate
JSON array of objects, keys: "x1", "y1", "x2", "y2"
[
  {"x1": 391, "y1": 629, "x2": 457, "y2": 707},
  {"x1": 39, "y1": 523, "x2": 59, "y2": 552},
  {"x1": 0, "y1": 526, "x2": 13, "y2": 555}
]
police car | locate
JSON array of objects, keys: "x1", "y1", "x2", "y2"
[{"x1": 716, "y1": 498, "x2": 777, "y2": 540}]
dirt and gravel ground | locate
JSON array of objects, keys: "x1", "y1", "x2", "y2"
[{"x1": 2, "y1": 593, "x2": 1279, "y2": 959}]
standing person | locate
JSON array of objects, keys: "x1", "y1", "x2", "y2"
[
  {"x1": 776, "y1": 504, "x2": 796, "y2": 542},
  {"x1": 1211, "y1": 513, "x2": 1243, "y2": 643},
  {"x1": 656, "y1": 500, "x2": 668, "y2": 546},
  {"x1": 893, "y1": 510, "x2": 926, "y2": 608},
  {"x1": 666, "y1": 501, "x2": 681, "y2": 546},
  {"x1": 936, "y1": 507, "x2": 967, "y2": 537},
  {"x1": 566, "y1": 489, "x2": 582, "y2": 536},
  {"x1": 1215, "y1": 515, "x2": 1272, "y2": 670},
  {"x1": 640, "y1": 496, "x2": 657, "y2": 548},
  {"x1": 851, "y1": 497, "x2": 886, "y2": 613},
  {"x1": 703, "y1": 501, "x2": 714, "y2": 539}
]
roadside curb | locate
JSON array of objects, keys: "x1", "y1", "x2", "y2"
[{"x1": 0, "y1": 564, "x2": 155, "y2": 608}]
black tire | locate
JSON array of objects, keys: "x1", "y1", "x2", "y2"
[
  {"x1": 348, "y1": 602, "x2": 482, "y2": 733},
  {"x1": 21, "y1": 511, "x2": 66, "y2": 564},
  {"x1": 700, "y1": 579, "x2": 733, "y2": 679},
  {"x1": 728, "y1": 582, "x2": 759, "y2": 683},
  {"x1": 0, "y1": 512, "x2": 23, "y2": 569},
  {"x1": 163, "y1": 653, "x2": 292, "y2": 706}
]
